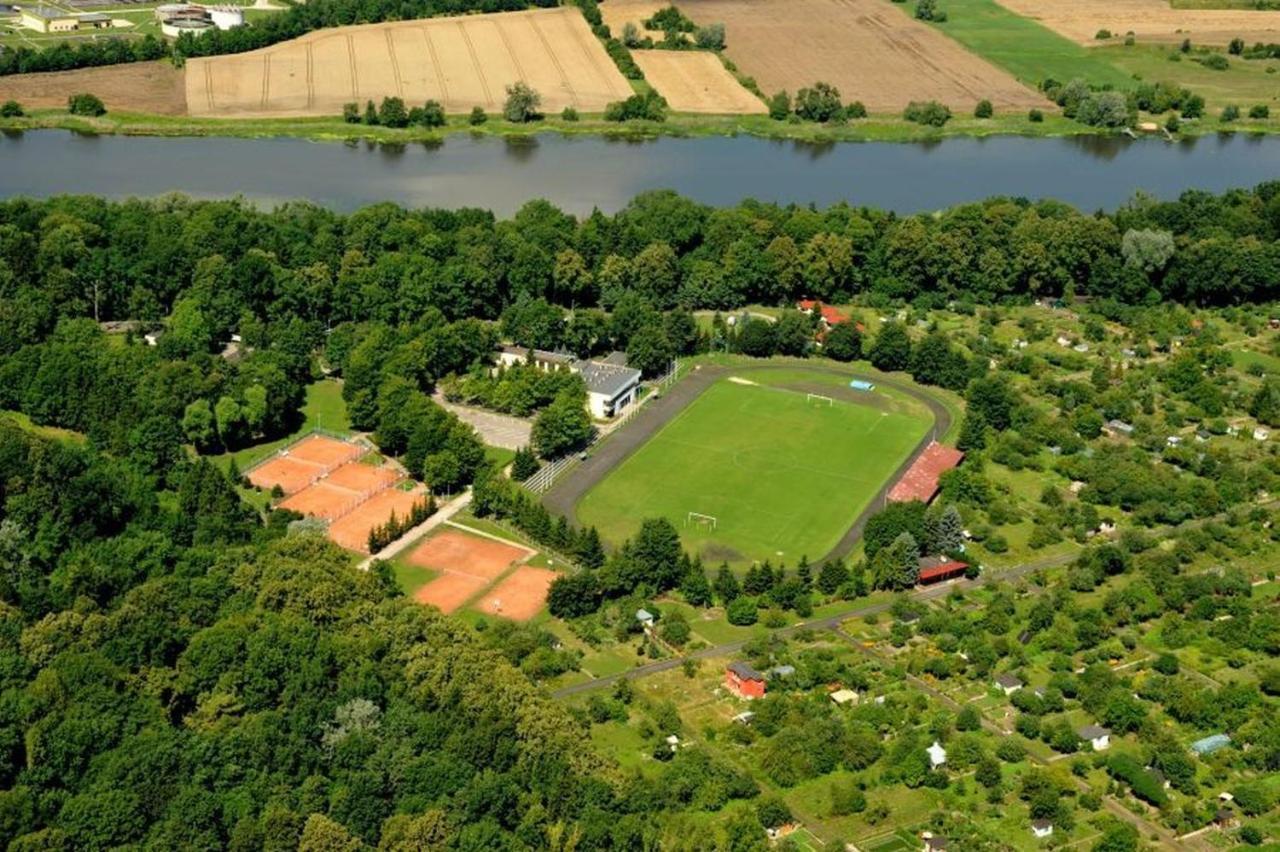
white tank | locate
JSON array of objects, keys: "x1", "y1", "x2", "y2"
[{"x1": 208, "y1": 5, "x2": 243, "y2": 29}]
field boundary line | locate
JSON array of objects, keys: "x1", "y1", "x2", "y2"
[
  {"x1": 346, "y1": 33, "x2": 359, "y2": 100},
  {"x1": 306, "y1": 42, "x2": 315, "y2": 108},
  {"x1": 564, "y1": 5, "x2": 620, "y2": 98},
  {"x1": 530, "y1": 13, "x2": 577, "y2": 103},
  {"x1": 384, "y1": 29, "x2": 404, "y2": 96},
  {"x1": 421, "y1": 25, "x2": 449, "y2": 105},
  {"x1": 260, "y1": 54, "x2": 270, "y2": 110},
  {"x1": 445, "y1": 519, "x2": 538, "y2": 557},
  {"x1": 457, "y1": 20, "x2": 495, "y2": 107},
  {"x1": 494, "y1": 19, "x2": 529, "y2": 87},
  {"x1": 203, "y1": 61, "x2": 214, "y2": 111}
]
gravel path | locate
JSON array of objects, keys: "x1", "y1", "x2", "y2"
[{"x1": 541, "y1": 362, "x2": 953, "y2": 565}]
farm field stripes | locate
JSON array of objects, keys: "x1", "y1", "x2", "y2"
[
  {"x1": 185, "y1": 7, "x2": 633, "y2": 118},
  {"x1": 575, "y1": 378, "x2": 930, "y2": 566},
  {"x1": 651, "y1": 0, "x2": 1047, "y2": 111},
  {"x1": 630, "y1": 51, "x2": 767, "y2": 114}
]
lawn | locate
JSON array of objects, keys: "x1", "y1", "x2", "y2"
[
  {"x1": 209, "y1": 378, "x2": 350, "y2": 472},
  {"x1": 929, "y1": 0, "x2": 1135, "y2": 90},
  {"x1": 576, "y1": 375, "x2": 931, "y2": 566}
]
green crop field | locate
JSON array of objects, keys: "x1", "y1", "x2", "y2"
[{"x1": 576, "y1": 376, "x2": 932, "y2": 566}]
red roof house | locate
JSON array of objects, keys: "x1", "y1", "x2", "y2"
[
  {"x1": 917, "y1": 556, "x2": 969, "y2": 585},
  {"x1": 888, "y1": 442, "x2": 964, "y2": 504},
  {"x1": 725, "y1": 661, "x2": 766, "y2": 699},
  {"x1": 797, "y1": 300, "x2": 866, "y2": 332}
]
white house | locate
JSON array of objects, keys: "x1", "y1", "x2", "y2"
[
  {"x1": 1078, "y1": 724, "x2": 1111, "y2": 751},
  {"x1": 1031, "y1": 820, "x2": 1053, "y2": 839},
  {"x1": 636, "y1": 608, "x2": 655, "y2": 629},
  {"x1": 496, "y1": 346, "x2": 641, "y2": 420},
  {"x1": 927, "y1": 741, "x2": 947, "y2": 768},
  {"x1": 994, "y1": 673, "x2": 1023, "y2": 696}
]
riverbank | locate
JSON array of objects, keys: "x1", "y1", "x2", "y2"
[{"x1": 4, "y1": 105, "x2": 1273, "y2": 144}]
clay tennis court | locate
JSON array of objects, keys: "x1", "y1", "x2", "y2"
[
  {"x1": 474, "y1": 566, "x2": 558, "y2": 621},
  {"x1": 631, "y1": 51, "x2": 766, "y2": 114},
  {"x1": 279, "y1": 481, "x2": 363, "y2": 520},
  {"x1": 324, "y1": 462, "x2": 400, "y2": 493},
  {"x1": 642, "y1": 0, "x2": 1046, "y2": 112},
  {"x1": 414, "y1": 572, "x2": 489, "y2": 614},
  {"x1": 186, "y1": 7, "x2": 634, "y2": 118},
  {"x1": 247, "y1": 434, "x2": 363, "y2": 494},
  {"x1": 328, "y1": 487, "x2": 427, "y2": 552},
  {"x1": 995, "y1": 0, "x2": 1280, "y2": 45},
  {"x1": 407, "y1": 528, "x2": 533, "y2": 580}
]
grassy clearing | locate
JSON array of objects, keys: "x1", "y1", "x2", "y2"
[
  {"x1": 208, "y1": 378, "x2": 350, "y2": 473},
  {"x1": 1102, "y1": 42, "x2": 1280, "y2": 111},
  {"x1": 577, "y1": 375, "x2": 931, "y2": 565},
  {"x1": 928, "y1": 0, "x2": 1134, "y2": 89},
  {"x1": 0, "y1": 410, "x2": 86, "y2": 444}
]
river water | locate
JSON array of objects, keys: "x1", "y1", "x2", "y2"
[{"x1": 2, "y1": 128, "x2": 1278, "y2": 215}]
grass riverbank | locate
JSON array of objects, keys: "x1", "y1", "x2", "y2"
[{"x1": 3, "y1": 104, "x2": 1278, "y2": 144}]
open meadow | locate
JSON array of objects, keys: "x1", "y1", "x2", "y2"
[
  {"x1": 575, "y1": 372, "x2": 931, "y2": 566},
  {"x1": 185, "y1": 6, "x2": 633, "y2": 118}
]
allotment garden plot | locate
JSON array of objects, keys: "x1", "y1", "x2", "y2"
[{"x1": 575, "y1": 375, "x2": 931, "y2": 566}]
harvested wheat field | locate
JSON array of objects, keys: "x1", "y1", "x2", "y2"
[
  {"x1": 0, "y1": 61, "x2": 186, "y2": 115},
  {"x1": 629, "y1": 0, "x2": 1047, "y2": 112},
  {"x1": 631, "y1": 51, "x2": 766, "y2": 113},
  {"x1": 996, "y1": 0, "x2": 1280, "y2": 45},
  {"x1": 599, "y1": 0, "x2": 669, "y2": 40},
  {"x1": 185, "y1": 6, "x2": 634, "y2": 118}
]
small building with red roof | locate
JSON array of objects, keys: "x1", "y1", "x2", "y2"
[
  {"x1": 917, "y1": 556, "x2": 969, "y2": 586},
  {"x1": 725, "y1": 661, "x2": 766, "y2": 699},
  {"x1": 796, "y1": 300, "x2": 866, "y2": 332},
  {"x1": 888, "y1": 442, "x2": 964, "y2": 504}
]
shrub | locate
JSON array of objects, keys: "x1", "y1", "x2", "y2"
[
  {"x1": 1180, "y1": 37, "x2": 1192, "y2": 52},
  {"x1": 1075, "y1": 91, "x2": 1131, "y2": 128},
  {"x1": 1124, "y1": 34, "x2": 1135, "y2": 46},
  {"x1": 1105, "y1": 754, "x2": 1169, "y2": 806},
  {"x1": 1249, "y1": 103, "x2": 1270, "y2": 118},
  {"x1": 1096, "y1": 29, "x2": 1112, "y2": 39},
  {"x1": 695, "y1": 22, "x2": 725, "y2": 49},
  {"x1": 604, "y1": 90, "x2": 668, "y2": 121},
  {"x1": 768, "y1": 90, "x2": 791, "y2": 120},
  {"x1": 904, "y1": 100, "x2": 952, "y2": 126},
  {"x1": 1181, "y1": 93, "x2": 1205, "y2": 118},
  {"x1": 1229, "y1": 36, "x2": 1244, "y2": 54},
  {"x1": 845, "y1": 100, "x2": 867, "y2": 118},
  {"x1": 1222, "y1": 104, "x2": 1241, "y2": 121},
  {"x1": 1028, "y1": 108, "x2": 1044, "y2": 122},
  {"x1": 342, "y1": 102, "x2": 360, "y2": 123},
  {"x1": 419, "y1": 100, "x2": 446, "y2": 128},
  {"x1": 0, "y1": 100, "x2": 22, "y2": 118},
  {"x1": 67, "y1": 93, "x2": 105, "y2": 117},
  {"x1": 561, "y1": 106, "x2": 580, "y2": 122},
  {"x1": 795, "y1": 81, "x2": 843, "y2": 122},
  {"x1": 1199, "y1": 53, "x2": 1229, "y2": 70},
  {"x1": 469, "y1": 106, "x2": 488, "y2": 125},
  {"x1": 726, "y1": 596, "x2": 758, "y2": 626},
  {"x1": 974, "y1": 99, "x2": 993, "y2": 118},
  {"x1": 914, "y1": 0, "x2": 944, "y2": 19},
  {"x1": 605, "y1": 38, "x2": 644, "y2": 79},
  {"x1": 503, "y1": 81, "x2": 542, "y2": 123},
  {"x1": 363, "y1": 100, "x2": 379, "y2": 125},
  {"x1": 379, "y1": 96, "x2": 408, "y2": 128}
]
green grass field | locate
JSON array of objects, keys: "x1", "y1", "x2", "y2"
[{"x1": 576, "y1": 376, "x2": 931, "y2": 566}]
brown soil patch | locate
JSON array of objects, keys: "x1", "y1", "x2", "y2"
[
  {"x1": 996, "y1": 0, "x2": 1280, "y2": 45},
  {"x1": 631, "y1": 50, "x2": 766, "y2": 113},
  {"x1": 328, "y1": 487, "x2": 425, "y2": 552},
  {"x1": 0, "y1": 61, "x2": 187, "y2": 115},
  {"x1": 185, "y1": 7, "x2": 634, "y2": 118},
  {"x1": 474, "y1": 565, "x2": 557, "y2": 621},
  {"x1": 414, "y1": 572, "x2": 488, "y2": 614},
  {"x1": 407, "y1": 528, "x2": 532, "y2": 580},
  {"x1": 622, "y1": 0, "x2": 1046, "y2": 112}
]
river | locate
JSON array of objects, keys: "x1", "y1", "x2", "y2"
[{"x1": 2, "y1": 128, "x2": 1278, "y2": 215}]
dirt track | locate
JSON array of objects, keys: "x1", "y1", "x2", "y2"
[
  {"x1": 185, "y1": 7, "x2": 633, "y2": 118},
  {"x1": 606, "y1": 0, "x2": 1046, "y2": 111},
  {"x1": 997, "y1": 0, "x2": 1280, "y2": 45},
  {"x1": 0, "y1": 60, "x2": 186, "y2": 115},
  {"x1": 541, "y1": 362, "x2": 953, "y2": 565}
]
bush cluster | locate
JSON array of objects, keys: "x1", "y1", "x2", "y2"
[
  {"x1": 67, "y1": 93, "x2": 106, "y2": 117},
  {"x1": 904, "y1": 100, "x2": 952, "y2": 126},
  {"x1": 604, "y1": 90, "x2": 667, "y2": 121},
  {"x1": 343, "y1": 97, "x2": 445, "y2": 128}
]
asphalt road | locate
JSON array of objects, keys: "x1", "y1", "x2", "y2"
[{"x1": 541, "y1": 362, "x2": 953, "y2": 566}]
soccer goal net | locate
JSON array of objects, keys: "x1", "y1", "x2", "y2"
[
  {"x1": 807, "y1": 393, "x2": 834, "y2": 406},
  {"x1": 687, "y1": 511, "x2": 718, "y2": 530}
]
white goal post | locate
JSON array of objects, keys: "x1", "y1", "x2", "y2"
[
  {"x1": 687, "y1": 511, "x2": 718, "y2": 530},
  {"x1": 806, "y1": 393, "x2": 834, "y2": 406}
]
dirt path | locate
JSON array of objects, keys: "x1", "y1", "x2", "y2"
[{"x1": 541, "y1": 361, "x2": 952, "y2": 565}]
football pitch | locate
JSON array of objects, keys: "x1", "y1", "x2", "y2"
[{"x1": 575, "y1": 376, "x2": 932, "y2": 566}]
